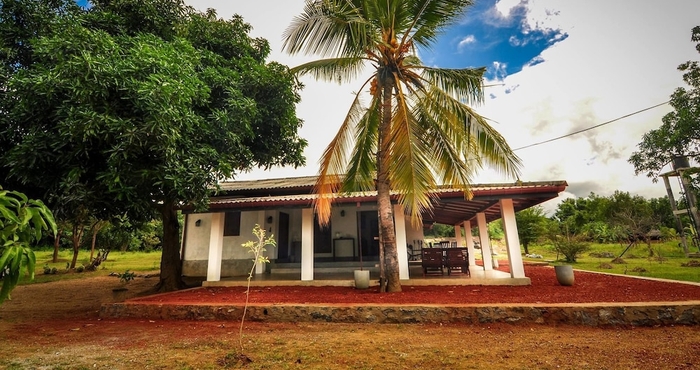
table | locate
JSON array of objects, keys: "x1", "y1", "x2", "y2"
[{"x1": 333, "y1": 237, "x2": 356, "y2": 260}]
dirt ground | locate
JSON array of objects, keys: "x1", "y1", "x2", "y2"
[
  {"x1": 1, "y1": 271, "x2": 700, "y2": 369},
  {"x1": 132, "y1": 266, "x2": 700, "y2": 305}
]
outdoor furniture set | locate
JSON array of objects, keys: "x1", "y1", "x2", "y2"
[{"x1": 421, "y1": 247, "x2": 470, "y2": 277}]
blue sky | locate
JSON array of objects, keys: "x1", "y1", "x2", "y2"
[
  {"x1": 76, "y1": 0, "x2": 700, "y2": 212},
  {"x1": 425, "y1": 0, "x2": 567, "y2": 81}
]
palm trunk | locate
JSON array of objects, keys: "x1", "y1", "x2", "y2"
[
  {"x1": 377, "y1": 82, "x2": 401, "y2": 293},
  {"x1": 157, "y1": 199, "x2": 184, "y2": 292}
]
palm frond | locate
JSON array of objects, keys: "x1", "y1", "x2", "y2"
[
  {"x1": 408, "y1": 0, "x2": 475, "y2": 48},
  {"x1": 342, "y1": 97, "x2": 381, "y2": 193},
  {"x1": 387, "y1": 76, "x2": 438, "y2": 226},
  {"x1": 420, "y1": 66, "x2": 486, "y2": 106},
  {"x1": 291, "y1": 57, "x2": 366, "y2": 84},
  {"x1": 282, "y1": 0, "x2": 374, "y2": 58},
  {"x1": 314, "y1": 73, "x2": 375, "y2": 224},
  {"x1": 420, "y1": 86, "x2": 522, "y2": 179}
]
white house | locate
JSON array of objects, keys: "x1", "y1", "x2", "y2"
[{"x1": 180, "y1": 176, "x2": 567, "y2": 284}]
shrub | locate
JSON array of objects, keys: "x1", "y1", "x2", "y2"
[
  {"x1": 550, "y1": 234, "x2": 589, "y2": 263},
  {"x1": 117, "y1": 270, "x2": 135, "y2": 283}
]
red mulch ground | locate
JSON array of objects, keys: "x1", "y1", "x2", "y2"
[{"x1": 131, "y1": 265, "x2": 700, "y2": 305}]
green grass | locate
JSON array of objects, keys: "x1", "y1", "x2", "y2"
[
  {"x1": 17, "y1": 238, "x2": 700, "y2": 286},
  {"x1": 523, "y1": 239, "x2": 700, "y2": 283},
  {"x1": 20, "y1": 248, "x2": 162, "y2": 285}
]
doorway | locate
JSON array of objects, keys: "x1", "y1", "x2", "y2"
[
  {"x1": 277, "y1": 212, "x2": 290, "y2": 261},
  {"x1": 357, "y1": 210, "x2": 379, "y2": 260}
]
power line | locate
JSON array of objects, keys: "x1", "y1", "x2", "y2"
[{"x1": 511, "y1": 100, "x2": 671, "y2": 152}]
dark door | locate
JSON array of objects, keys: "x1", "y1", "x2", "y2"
[
  {"x1": 313, "y1": 216, "x2": 332, "y2": 253},
  {"x1": 277, "y1": 212, "x2": 290, "y2": 261},
  {"x1": 357, "y1": 210, "x2": 379, "y2": 260}
]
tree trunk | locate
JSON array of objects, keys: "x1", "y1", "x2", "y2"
[
  {"x1": 523, "y1": 243, "x2": 530, "y2": 255},
  {"x1": 157, "y1": 199, "x2": 184, "y2": 292},
  {"x1": 70, "y1": 224, "x2": 83, "y2": 269},
  {"x1": 89, "y1": 220, "x2": 105, "y2": 262},
  {"x1": 376, "y1": 81, "x2": 401, "y2": 293},
  {"x1": 52, "y1": 229, "x2": 63, "y2": 263}
]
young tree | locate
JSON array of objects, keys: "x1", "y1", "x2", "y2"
[
  {"x1": 515, "y1": 206, "x2": 547, "y2": 255},
  {"x1": 0, "y1": 0, "x2": 306, "y2": 291},
  {"x1": 0, "y1": 189, "x2": 56, "y2": 303},
  {"x1": 283, "y1": 0, "x2": 520, "y2": 292}
]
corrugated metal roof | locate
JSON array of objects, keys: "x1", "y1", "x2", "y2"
[
  {"x1": 217, "y1": 176, "x2": 318, "y2": 192},
  {"x1": 202, "y1": 177, "x2": 568, "y2": 225}
]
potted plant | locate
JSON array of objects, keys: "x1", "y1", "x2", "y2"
[
  {"x1": 354, "y1": 231, "x2": 369, "y2": 289},
  {"x1": 554, "y1": 264, "x2": 575, "y2": 286},
  {"x1": 547, "y1": 223, "x2": 589, "y2": 286}
]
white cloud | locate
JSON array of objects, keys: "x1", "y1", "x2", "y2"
[
  {"x1": 478, "y1": 0, "x2": 700, "y2": 205},
  {"x1": 494, "y1": 0, "x2": 524, "y2": 21},
  {"x1": 458, "y1": 35, "x2": 477, "y2": 49},
  {"x1": 508, "y1": 35, "x2": 521, "y2": 46}
]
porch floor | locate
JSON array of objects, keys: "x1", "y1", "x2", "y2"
[{"x1": 201, "y1": 263, "x2": 529, "y2": 287}]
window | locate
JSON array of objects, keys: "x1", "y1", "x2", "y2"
[{"x1": 223, "y1": 211, "x2": 241, "y2": 236}]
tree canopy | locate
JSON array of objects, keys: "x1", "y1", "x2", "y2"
[
  {"x1": 629, "y1": 25, "x2": 700, "y2": 178},
  {"x1": 0, "y1": 0, "x2": 307, "y2": 291}
]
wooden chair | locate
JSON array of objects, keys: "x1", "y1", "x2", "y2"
[
  {"x1": 421, "y1": 248, "x2": 444, "y2": 276},
  {"x1": 445, "y1": 248, "x2": 470, "y2": 276},
  {"x1": 407, "y1": 244, "x2": 421, "y2": 261}
]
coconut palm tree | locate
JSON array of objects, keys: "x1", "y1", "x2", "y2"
[{"x1": 283, "y1": 0, "x2": 521, "y2": 292}]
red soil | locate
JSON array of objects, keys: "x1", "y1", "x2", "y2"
[{"x1": 131, "y1": 266, "x2": 700, "y2": 305}]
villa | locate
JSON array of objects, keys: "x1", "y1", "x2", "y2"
[{"x1": 180, "y1": 176, "x2": 567, "y2": 286}]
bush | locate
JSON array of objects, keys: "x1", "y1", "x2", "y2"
[{"x1": 551, "y1": 234, "x2": 589, "y2": 263}]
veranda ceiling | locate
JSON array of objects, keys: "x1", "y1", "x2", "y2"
[{"x1": 200, "y1": 177, "x2": 567, "y2": 225}]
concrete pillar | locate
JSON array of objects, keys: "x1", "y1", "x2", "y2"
[
  {"x1": 206, "y1": 212, "x2": 224, "y2": 281},
  {"x1": 463, "y1": 220, "x2": 476, "y2": 268},
  {"x1": 301, "y1": 208, "x2": 314, "y2": 281},
  {"x1": 476, "y1": 212, "x2": 493, "y2": 271},
  {"x1": 455, "y1": 224, "x2": 463, "y2": 248},
  {"x1": 394, "y1": 204, "x2": 409, "y2": 280},
  {"x1": 500, "y1": 199, "x2": 525, "y2": 278}
]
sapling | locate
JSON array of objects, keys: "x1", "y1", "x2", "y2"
[{"x1": 239, "y1": 224, "x2": 275, "y2": 358}]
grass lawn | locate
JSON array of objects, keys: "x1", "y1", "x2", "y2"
[
  {"x1": 19, "y1": 238, "x2": 700, "y2": 286},
  {"x1": 22, "y1": 248, "x2": 162, "y2": 285},
  {"x1": 522, "y1": 239, "x2": 700, "y2": 283}
]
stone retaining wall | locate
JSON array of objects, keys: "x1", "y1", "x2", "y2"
[{"x1": 100, "y1": 302, "x2": 700, "y2": 326}]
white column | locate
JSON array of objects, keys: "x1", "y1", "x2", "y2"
[
  {"x1": 454, "y1": 224, "x2": 463, "y2": 248},
  {"x1": 206, "y1": 212, "x2": 224, "y2": 281},
  {"x1": 476, "y1": 212, "x2": 493, "y2": 271},
  {"x1": 463, "y1": 220, "x2": 476, "y2": 268},
  {"x1": 301, "y1": 208, "x2": 314, "y2": 281},
  {"x1": 500, "y1": 198, "x2": 525, "y2": 278},
  {"x1": 394, "y1": 204, "x2": 409, "y2": 280}
]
